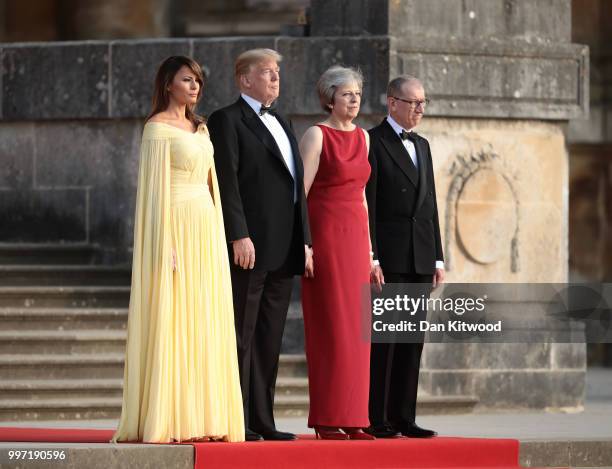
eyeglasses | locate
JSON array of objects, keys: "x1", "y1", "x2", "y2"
[{"x1": 391, "y1": 97, "x2": 430, "y2": 109}]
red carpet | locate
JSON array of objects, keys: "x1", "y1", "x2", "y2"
[{"x1": 0, "y1": 427, "x2": 534, "y2": 468}]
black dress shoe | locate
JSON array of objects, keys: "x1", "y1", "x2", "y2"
[
  {"x1": 245, "y1": 429, "x2": 264, "y2": 441},
  {"x1": 260, "y1": 430, "x2": 297, "y2": 441},
  {"x1": 364, "y1": 424, "x2": 401, "y2": 438},
  {"x1": 398, "y1": 423, "x2": 437, "y2": 438}
]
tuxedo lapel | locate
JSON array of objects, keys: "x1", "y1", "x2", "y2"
[
  {"x1": 238, "y1": 98, "x2": 293, "y2": 176},
  {"x1": 414, "y1": 136, "x2": 428, "y2": 212},
  {"x1": 380, "y1": 120, "x2": 419, "y2": 187},
  {"x1": 273, "y1": 112, "x2": 303, "y2": 182}
]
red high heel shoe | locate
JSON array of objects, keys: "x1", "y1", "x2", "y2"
[
  {"x1": 314, "y1": 426, "x2": 348, "y2": 440},
  {"x1": 341, "y1": 428, "x2": 376, "y2": 440}
]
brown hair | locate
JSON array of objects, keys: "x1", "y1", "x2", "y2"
[{"x1": 147, "y1": 56, "x2": 205, "y2": 127}]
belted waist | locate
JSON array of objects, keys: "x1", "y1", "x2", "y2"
[{"x1": 171, "y1": 182, "x2": 209, "y2": 205}]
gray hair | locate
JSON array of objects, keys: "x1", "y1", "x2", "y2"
[
  {"x1": 316, "y1": 65, "x2": 364, "y2": 113},
  {"x1": 387, "y1": 75, "x2": 423, "y2": 97}
]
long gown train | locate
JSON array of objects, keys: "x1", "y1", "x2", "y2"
[{"x1": 112, "y1": 122, "x2": 244, "y2": 443}]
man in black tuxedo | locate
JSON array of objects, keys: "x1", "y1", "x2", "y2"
[
  {"x1": 207, "y1": 49, "x2": 311, "y2": 442},
  {"x1": 365, "y1": 75, "x2": 444, "y2": 439}
]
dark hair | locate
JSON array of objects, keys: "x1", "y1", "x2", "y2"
[{"x1": 147, "y1": 56, "x2": 205, "y2": 127}]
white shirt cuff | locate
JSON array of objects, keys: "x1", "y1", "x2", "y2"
[{"x1": 435, "y1": 260, "x2": 445, "y2": 270}]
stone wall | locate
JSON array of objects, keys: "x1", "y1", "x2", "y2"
[{"x1": 0, "y1": 0, "x2": 590, "y2": 409}]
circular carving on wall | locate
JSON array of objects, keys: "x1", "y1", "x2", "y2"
[{"x1": 456, "y1": 169, "x2": 517, "y2": 264}]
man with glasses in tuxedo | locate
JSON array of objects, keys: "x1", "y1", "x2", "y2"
[{"x1": 365, "y1": 75, "x2": 445, "y2": 439}]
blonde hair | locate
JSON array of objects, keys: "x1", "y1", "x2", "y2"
[
  {"x1": 316, "y1": 65, "x2": 363, "y2": 113},
  {"x1": 234, "y1": 48, "x2": 283, "y2": 81}
]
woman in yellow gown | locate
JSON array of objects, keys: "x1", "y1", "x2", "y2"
[{"x1": 112, "y1": 56, "x2": 245, "y2": 443}]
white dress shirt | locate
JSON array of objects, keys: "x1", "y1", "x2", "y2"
[
  {"x1": 241, "y1": 93, "x2": 297, "y2": 201},
  {"x1": 386, "y1": 115, "x2": 418, "y2": 169},
  {"x1": 385, "y1": 115, "x2": 444, "y2": 271}
]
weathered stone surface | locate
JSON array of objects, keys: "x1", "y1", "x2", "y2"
[
  {"x1": 110, "y1": 40, "x2": 191, "y2": 118},
  {"x1": 424, "y1": 343, "x2": 553, "y2": 370},
  {"x1": 311, "y1": 0, "x2": 572, "y2": 42},
  {"x1": 471, "y1": 370, "x2": 585, "y2": 408},
  {"x1": 569, "y1": 440, "x2": 612, "y2": 467},
  {"x1": 35, "y1": 122, "x2": 128, "y2": 186},
  {"x1": 192, "y1": 37, "x2": 275, "y2": 115},
  {"x1": 0, "y1": 123, "x2": 34, "y2": 189},
  {"x1": 393, "y1": 39, "x2": 588, "y2": 120},
  {"x1": 520, "y1": 441, "x2": 571, "y2": 468},
  {"x1": 415, "y1": 118, "x2": 568, "y2": 282},
  {"x1": 551, "y1": 343, "x2": 587, "y2": 370},
  {"x1": 1, "y1": 43, "x2": 109, "y2": 120},
  {"x1": 422, "y1": 343, "x2": 473, "y2": 370},
  {"x1": 276, "y1": 37, "x2": 390, "y2": 116},
  {"x1": 87, "y1": 121, "x2": 143, "y2": 263},
  {"x1": 426, "y1": 370, "x2": 472, "y2": 396},
  {"x1": 521, "y1": 440, "x2": 612, "y2": 468},
  {"x1": 0, "y1": 189, "x2": 86, "y2": 242},
  {"x1": 0, "y1": 35, "x2": 588, "y2": 120},
  {"x1": 0, "y1": 443, "x2": 193, "y2": 469}
]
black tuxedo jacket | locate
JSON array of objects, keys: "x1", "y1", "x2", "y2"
[
  {"x1": 365, "y1": 119, "x2": 443, "y2": 275},
  {"x1": 207, "y1": 97, "x2": 311, "y2": 274}
]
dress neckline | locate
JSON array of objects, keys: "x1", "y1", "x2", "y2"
[
  {"x1": 146, "y1": 121, "x2": 200, "y2": 135},
  {"x1": 317, "y1": 123, "x2": 358, "y2": 133}
]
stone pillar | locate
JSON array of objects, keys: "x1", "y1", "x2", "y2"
[
  {"x1": 307, "y1": 0, "x2": 587, "y2": 409},
  {"x1": 568, "y1": 0, "x2": 612, "y2": 366},
  {"x1": 58, "y1": 0, "x2": 172, "y2": 40}
]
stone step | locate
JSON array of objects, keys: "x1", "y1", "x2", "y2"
[
  {"x1": 0, "y1": 354, "x2": 125, "y2": 380},
  {"x1": 0, "y1": 243, "x2": 99, "y2": 265},
  {"x1": 416, "y1": 394, "x2": 479, "y2": 415},
  {"x1": 273, "y1": 394, "x2": 310, "y2": 418},
  {"x1": 0, "y1": 286, "x2": 130, "y2": 308},
  {"x1": 0, "y1": 265, "x2": 131, "y2": 286},
  {"x1": 0, "y1": 379, "x2": 123, "y2": 400},
  {"x1": 277, "y1": 353, "x2": 308, "y2": 377},
  {"x1": 0, "y1": 330, "x2": 127, "y2": 354},
  {"x1": 275, "y1": 376, "x2": 309, "y2": 396},
  {"x1": 0, "y1": 397, "x2": 123, "y2": 421},
  {"x1": 0, "y1": 354, "x2": 304, "y2": 381},
  {"x1": 0, "y1": 307, "x2": 128, "y2": 330}
]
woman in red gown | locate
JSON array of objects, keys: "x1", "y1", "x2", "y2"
[{"x1": 299, "y1": 65, "x2": 375, "y2": 440}]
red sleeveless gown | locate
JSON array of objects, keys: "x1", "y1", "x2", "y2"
[{"x1": 302, "y1": 124, "x2": 371, "y2": 428}]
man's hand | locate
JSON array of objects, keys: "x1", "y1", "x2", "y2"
[
  {"x1": 304, "y1": 245, "x2": 314, "y2": 278},
  {"x1": 432, "y1": 268, "x2": 445, "y2": 289},
  {"x1": 232, "y1": 237, "x2": 255, "y2": 269},
  {"x1": 370, "y1": 263, "x2": 385, "y2": 293}
]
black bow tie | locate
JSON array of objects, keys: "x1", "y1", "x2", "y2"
[
  {"x1": 259, "y1": 104, "x2": 275, "y2": 116},
  {"x1": 400, "y1": 130, "x2": 417, "y2": 143}
]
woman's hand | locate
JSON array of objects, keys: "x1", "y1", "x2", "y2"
[
  {"x1": 304, "y1": 245, "x2": 314, "y2": 278},
  {"x1": 370, "y1": 263, "x2": 384, "y2": 293}
]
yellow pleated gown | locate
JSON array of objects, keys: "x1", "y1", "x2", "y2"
[{"x1": 112, "y1": 122, "x2": 245, "y2": 443}]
